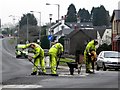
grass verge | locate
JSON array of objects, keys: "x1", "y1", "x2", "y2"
[{"x1": 8, "y1": 38, "x2": 15, "y2": 45}]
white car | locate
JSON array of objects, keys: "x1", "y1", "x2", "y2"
[{"x1": 96, "y1": 51, "x2": 120, "y2": 71}]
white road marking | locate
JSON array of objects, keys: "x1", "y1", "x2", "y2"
[
  {"x1": 2, "y1": 85, "x2": 43, "y2": 88},
  {"x1": 59, "y1": 73, "x2": 89, "y2": 77},
  {"x1": 0, "y1": 85, "x2": 2, "y2": 90}
]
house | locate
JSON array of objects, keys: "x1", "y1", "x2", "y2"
[
  {"x1": 65, "y1": 22, "x2": 93, "y2": 31},
  {"x1": 64, "y1": 26, "x2": 110, "y2": 55},
  {"x1": 111, "y1": 10, "x2": 120, "y2": 51},
  {"x1": 64, "y1": 28, "x2": 97, "y2": 55},
  {"x1": 50, "y1": 17, "x2": 73, "y2": 36},
  {"x1": 48, "y1": 16, "x2": 111, "y2": 54},
  {"x1": 46, "y1": 16, "x2": 73, "y2": 41},
  {"x1": 48, "y1": 16, "x2": 94, "y2": 38},
  {"x1": 101, "y1": 28, "x2": 112, "y2": 45},
  {"x1": 94, "y1": 26, "x2": 111, "y2": 45}
]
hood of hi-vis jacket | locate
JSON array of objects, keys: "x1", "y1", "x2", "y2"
[
  {"x1": 84, "y1": 40, "x2": 96, "y2": 54},
  {"x1": 49, "y1": 43, "x2": 63, "y2": 55},
  {"x1": 31, "y1": 43, "x2": 44, "y2": 59}
]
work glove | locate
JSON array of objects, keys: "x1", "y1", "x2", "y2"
[
  {"x1": 28, "y1": 55, "x2": 33, "y2": 61},
  {"x1": 88, "y1": 53, "x2": 91, "y2": 56}
]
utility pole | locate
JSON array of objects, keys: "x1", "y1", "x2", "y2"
[
  {"x1": 26, "y1": 14, "x2": 29, "y2": 44},
  {"x1": 49, "y1": 14, "x2": 53, "y2": 48},
  {"x1": 46, "y1": 3, "x2": 60, "y2": 32},
  {"x1": 30, "y1": 11, "x2": 41, "y2": 45}
]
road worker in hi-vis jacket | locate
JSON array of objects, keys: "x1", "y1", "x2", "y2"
[
  {"x1": 49, "y1": 41, "x2": 63, "y2": 76},
  {"x1": 84, "y1": 40, "x2": 98, "y2": 73},
  {"x1": 21, "y1": 43, "x2": 46, "y2": 75}
]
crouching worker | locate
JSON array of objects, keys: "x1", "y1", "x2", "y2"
[
  {"x1": 21, "y1": 43, "x2": 46, "y2": 75},
  {"x1": 84, "y1": 40, "x2": 98, "y2": 73},
  {"x1": 49, "y1": 41, "x2": 63, "y2": 76}
]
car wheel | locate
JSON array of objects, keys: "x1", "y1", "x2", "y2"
[
  {"x1": 25, "y1": 55, "x2": 28, "y2": 58},
  {"x1": 96, "y1": 64, "x2": 100, "y2": 71},
  {"x1": 16, "y1": 55, "x2": 20, "y2": 58},
  {"x1": 103, "y1": 63, "x2": 107, "y2": 71},
  {"x1": 16, "y1": 55, "x2": 19, "y2": 58}
]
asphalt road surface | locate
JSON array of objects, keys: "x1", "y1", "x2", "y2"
[{"x1": 1, "y1": 37, "x2": 120, "y2": 90}]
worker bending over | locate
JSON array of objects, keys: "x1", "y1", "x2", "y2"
[
  {"x1": 21, "y1": 43, "x2": 46, "y2": 75},
  {"x1": 84, "y1": 40, "x2": 98, "y2": 73},
  {"x1": 49, "y1": 41, "x2": 63, "y2": 76}
]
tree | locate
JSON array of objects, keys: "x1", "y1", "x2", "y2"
[
  {"x1": 65, "y1": 4, "x2": 77, "y2": 23},
  {"x1": 41, "y1": 35, "x2": 50, "y2": 49},
  {"x1": 58, "y1": 36, "x2": 65, "y2": 47},
  {"x1": 41, "y1": 25, "x2": 47, "y2": 36},
  {"x1": 2, "y1": 28, "x2": 11, "y2": 36},
  {"x1": 78, "y1": 8, "x2": 91, "y2": 22},
  {"x1": 19, "y1": 13, "x2": 37, "y2": 28},
  {"x1": 91, "y1": 5, "x2": 110, "y2": 26},
  {"x1": 18, "y1": 25, "x2": 39, "y2": 43},
  {"x1": 18, "y1": 13, "x2": 38, "y2": 43}
]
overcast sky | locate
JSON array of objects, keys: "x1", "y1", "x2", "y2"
[{"x1": 0, "y1": 0, "x2": 120, "y2": 26}]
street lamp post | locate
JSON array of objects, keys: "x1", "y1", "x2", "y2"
[
  {"x1": 17, "y1": 19, "x2": 20, "y2": 44},
  {"x1": 9, "y1": 15, "x2": 21, "y2": 45},
  {"x1": 9, "y1": 15, "x2": 16, "y2": 26},
  {"x1": 49, "y1": 14, "x2": 53, "y2": 48},
  {"x1": 30, "y1": 11, "x2": 41, "y2": 45},
  {"x1": 26, "y1": 15, "x2": 29, "y2": 44},
  {"x1": 46, "y1": 3, "x2": 60, "y2": 31},
  {"x1": 9, "y1": 15, "x2": 16, "y2": 36},
  {"x1": 15, "y1": 18, "x2": 20, "y2": 44}
]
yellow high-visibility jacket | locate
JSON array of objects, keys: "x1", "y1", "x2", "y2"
[
  {"x1": 15, "y1": 50, "x2": 21, "y2": 55},
  {"x1": 21, "y1": 43, "x2": 44, "y2": 59},
  {"x1": 49, "y1": 43, "x2": 63, "y2": 56},
  {"x1": 84, "y1": 40, "x2": 96, "y2": 55}
]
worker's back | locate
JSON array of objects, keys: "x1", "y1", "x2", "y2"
[{"x1": 49, "y1": 43, "x2": 63, "y2": 56}]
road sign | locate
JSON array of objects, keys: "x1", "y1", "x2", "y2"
[{"x1": 48, "y1": 35, "x2": 53, "y2": 41}]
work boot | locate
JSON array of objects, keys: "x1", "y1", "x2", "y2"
[
  {"x1": 38, "y1": 71, "x2": 46, "y2": 75},
  {"x1": 86, "y1": 70, "x2": 93, "y2": 74},
  {"x1": 31, "y1": 71, "x2": 37, "y2": 75},
  {"x1": 51, "y1": 74, "x2": 59, "y2": 76}
]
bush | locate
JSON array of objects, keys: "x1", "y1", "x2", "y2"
[{"x1": 97, "y1": 43, "x2": 112, "y2": 55}]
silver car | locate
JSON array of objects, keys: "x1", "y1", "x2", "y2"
[{"x1": 96, "y1": 51, "x2": 120, "y2": 71}]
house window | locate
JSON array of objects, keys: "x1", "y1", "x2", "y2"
[
  {"x1": 87, "y1": 24, "x2": 89, "y2": 26},
  {"x1": 81, "y1": 24, "x2": 83, "y2": 26}
]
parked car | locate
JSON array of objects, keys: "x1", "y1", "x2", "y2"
[
  {"x1": 0, "y1": 34, "x2": 4, "y2": 38},
  {"x1": 96, "y1": 51, "x2": 120, "y2": 71},
  {"x1": 15, "y1": 44, "x2": 28, "y2": 58}
]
